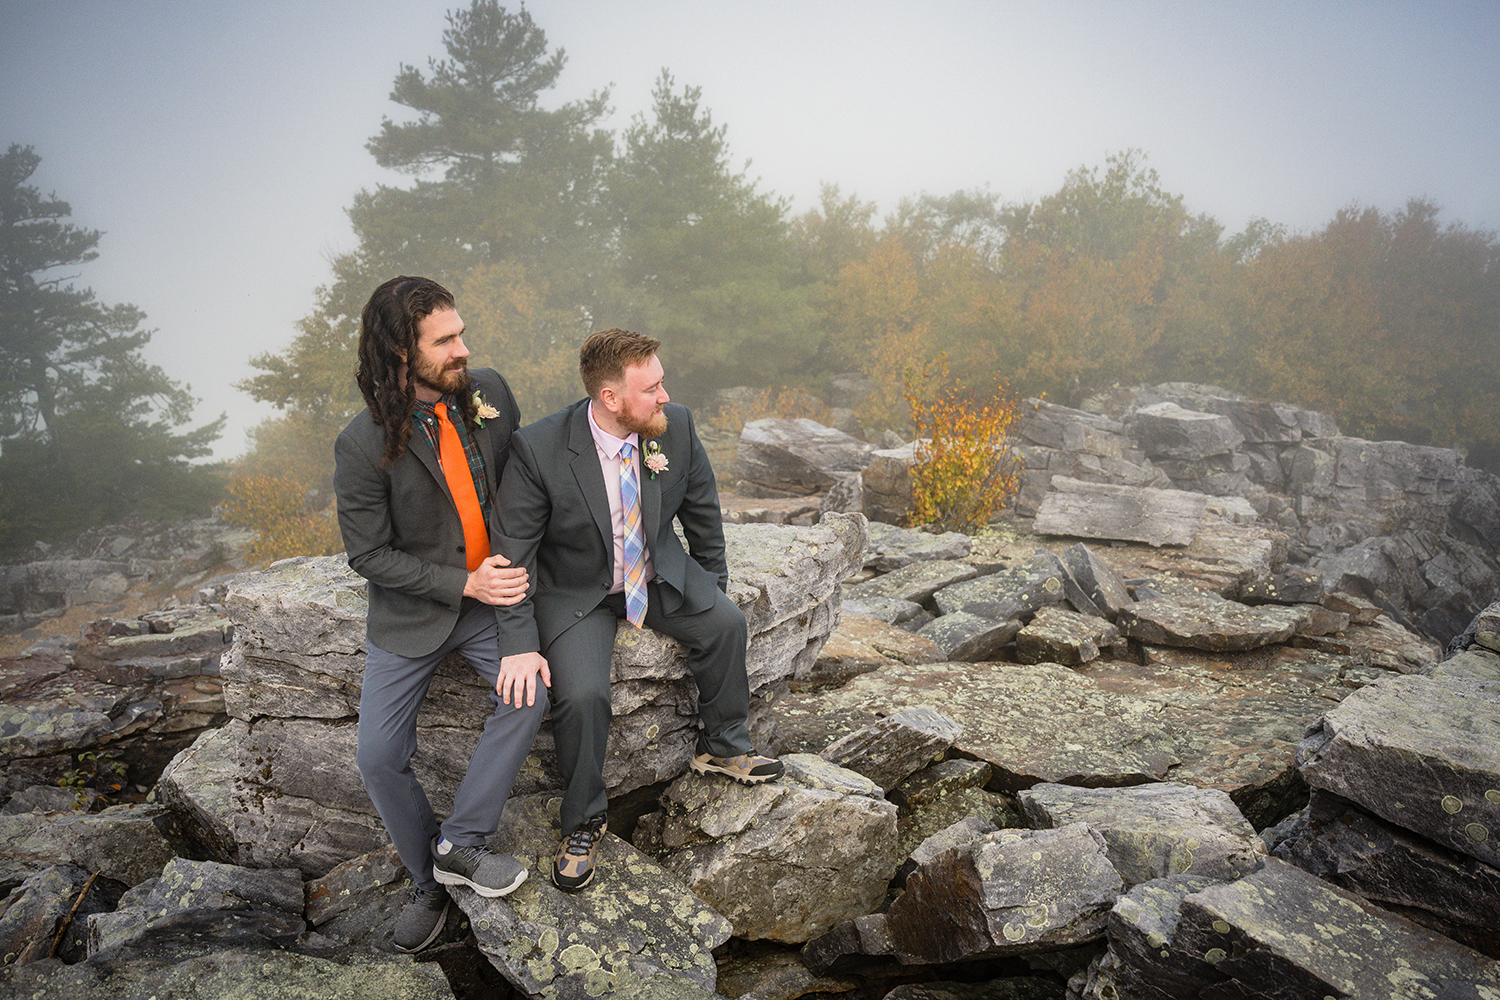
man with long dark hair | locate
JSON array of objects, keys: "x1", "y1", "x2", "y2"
[{"x1": 334, "y1": 275, "x2": 550, "y2": 952}]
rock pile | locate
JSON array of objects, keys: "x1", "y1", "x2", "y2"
[
  {"x1": 2, "y1": 383, "x2": 1498, "y2": 999},
  {"x1": 0, "y1": 514, "x2": 258, "y2": 632},
  {"x1": 731, "y1": 383, "x2": 1500, "y2": 642}
]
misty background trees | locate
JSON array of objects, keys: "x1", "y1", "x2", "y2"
[
  {"x1": 0, "y1": 144, "x2": 223, "y2": 559},
  {"x1": 5, "y1": 0, "x2": 1499, "y2": 560}
]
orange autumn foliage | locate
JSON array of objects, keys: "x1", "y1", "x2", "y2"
[
  {"x1": 223, "y1": 473, "x2": 343, "y2": 564},
  {"x1": 901, "y1": 357, "x2": 1025, "y2": 533}
]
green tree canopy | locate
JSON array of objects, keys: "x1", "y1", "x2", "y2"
[
  {"x1": 0, "y1": 144, "x2": 223, "y2": 558},
  {"x1": 608, "y1": 71, "x2": 817, "y2": 397},
  {"x1": 242, "y1": 0, "x2": 614, "y2": 427}
]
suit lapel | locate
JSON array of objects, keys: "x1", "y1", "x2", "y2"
[
  {"x1": 410, "y1": 427, "x2": 452, "y2": 507},
  {"x1": 567, "y1": 403, "x2": 614, "y2": 554},
  {"x1": 640, "y1": 435, "x2": 663, "y2": 540},
  {"x1": 471, "y1": 416, "x2": 497, "y2": 499}
]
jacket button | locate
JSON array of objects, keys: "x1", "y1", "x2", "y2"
[{"x1": 575, "y1": 610, "x2": 583, "y2": 618}]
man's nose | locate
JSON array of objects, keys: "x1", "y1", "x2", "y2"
[{"x1": 453, "y1": 337, "x2": 469, "y2": 359}]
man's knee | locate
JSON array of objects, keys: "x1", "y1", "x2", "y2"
[
  {"x1": 703, "y1": 595, "x2": 747, "y2": 647},
  {"x1": 550, "y1": 680, "x2": 611, "y2": 728},
  {"x1": 497, "y1": 694, "x2": 551, "y2": 730},
  {"x1": 355, "y1": 736, "x2": 407, "y2": 780}
]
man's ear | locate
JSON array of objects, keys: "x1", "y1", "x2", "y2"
[{"x1": 597, "y1": 383, "x2": 620, "y2": 414}]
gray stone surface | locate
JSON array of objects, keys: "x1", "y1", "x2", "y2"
[
  {"x1": 640, "y1": 754, "x2": 900, "y2": 943},
  {"x1": 776, "y1": 661, "x2": 1180, "y2": 792},
  {"x1": 1033, "y1": 477, "x2": 1209, "y2": 547},
  {"x1": 1298, "y1": 670, "x2": 1500, "y2": 869},
  {"x1": 1172, "y1": 858, "x2": 1500, "y2": 997},
  {"x1": 885, "y1": 823, "x2": 1123, "y2": 963},
  {"x1": 1018, "y1": 782, "x2": 1264, "y2": 888},
  {"x1": 736, "y1": 417, "x2": 876, "y2": 498},
  {"x1": 443, "y1": 793, "x2": 733, "y2": 998},
  {"x1": 1014, "y1": 606, "x2": 1119, "y2": 667},
  {"x1": 820, "y1": 706, "x2": 962, "y2": 791},
  {"x1": 1118, "y1": 592, "x2": 1307, "y2": 651}
]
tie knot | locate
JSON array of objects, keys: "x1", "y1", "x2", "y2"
[{"x1": 620, "y1": 441, "x2": 633, "y2": 461}]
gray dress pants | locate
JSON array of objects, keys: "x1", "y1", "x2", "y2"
[
  {"x1": 544, "y1": 582, "x2": 751, "y2": 837},
  {"x1": 357, "y1": 598, "x2": 547, "y2": 892}
]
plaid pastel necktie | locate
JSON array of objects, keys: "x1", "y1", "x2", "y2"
[
  {"x1": 434, "y1": 402, "x2": 489, "y2": 572},
  {"x1": 619, "y1": 442, "x2": 648, "y2": 627}
]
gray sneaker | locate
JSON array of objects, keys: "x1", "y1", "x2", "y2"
[
  {"x1": 393, "y1": 885, "x2": 449, "y2": 953},
  {"x1": 431, "y1": 838, "x2": 528, "y2": 897}
]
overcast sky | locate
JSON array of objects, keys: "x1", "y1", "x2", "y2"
[{"x1": 4, "y1": 0, "x2": 1498, "y2": 461}]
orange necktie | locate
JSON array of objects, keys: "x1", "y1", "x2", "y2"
[{"x1": 434, "y1": 402, "x2": 489, "y2": 572}]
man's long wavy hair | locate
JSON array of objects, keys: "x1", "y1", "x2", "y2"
[{"x1": 356, "y1": 276, "x2": 478, "y2": 466}]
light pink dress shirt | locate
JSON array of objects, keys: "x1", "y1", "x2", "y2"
[{"x1": 587, "y1": 401, "x2": 657, "y2": 594}]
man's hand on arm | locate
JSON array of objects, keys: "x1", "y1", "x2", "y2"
[
  {"x1": 464, "y1": 554, "x2": 529, "y2": 606},
  {"x1": 496, "y1": 652, "x2": 550, "y2": 706}
]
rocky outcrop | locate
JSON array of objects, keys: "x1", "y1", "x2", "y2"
[
  {"x1": 0, "y1": 603, "x2": 231, "y2": 805},
  {"x1": 836, "y1": 384, "x2": 1500, "y2": 644},
  {"x1": 0, "y1": 514, "x2": 258, "y2": 628},
  {"x1": 5, "y1": 381, "x2": 1500, "y2": 999},
  {"x1": 734, "y1": 418, "x2": 875, "y2": 499}
]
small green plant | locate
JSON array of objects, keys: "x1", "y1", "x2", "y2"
[{"x1": 58, "y1": 750, "x2": 128, "y2": 810}]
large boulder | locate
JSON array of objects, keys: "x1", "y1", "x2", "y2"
[
  {"x1": 637, "y1": 755, "x2": 901, "y2": 943},
  {"x1": 736, "y1": 418, "x2": 876, "y2": 499},
  {"x1": 164, "y1": 516, "x2": 866, "y2": 877}
]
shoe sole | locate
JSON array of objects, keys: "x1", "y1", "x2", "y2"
[
  {"x1": 690, "y1": 759, "x2": 783, "y2": 785},
  {"x1": 433, "y1": 866, "x2": 528, "y2": 898},
  {"x1": 394, "y1": 898, "x2": 449, "y2": 953},
  {"x1": 551, "y1": 866, "x2": 595, "y2": 893}
]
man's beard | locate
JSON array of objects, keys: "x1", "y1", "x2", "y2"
[
  {"x1": 621, "y1": 407, "x2": 668, "y2": 439},
  {"x1": 413, "y1": 357, "x2": 470, "y2": 397}
]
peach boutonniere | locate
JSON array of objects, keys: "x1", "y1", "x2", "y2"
[
  {"x1": 644, "y1": 440, "x2": 668, "y2": 479},
  {"x1": 472, "y1": 391, "x2": 500, "y2": 426}
]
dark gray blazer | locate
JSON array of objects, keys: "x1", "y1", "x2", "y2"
[
  {"x1": 493, "y1": 399, "x2": 727, "y2": 657},
  {"x1": 334, "y1": 367, "x2": 521, "y2": 658}
]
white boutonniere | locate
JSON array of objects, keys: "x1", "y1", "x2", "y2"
[
  {"x1": 472, "y1": 391, "x2": 500, "y2": 425},
  {"x1": 644, "y1": 439, "x2": 668, "y2": 479}
]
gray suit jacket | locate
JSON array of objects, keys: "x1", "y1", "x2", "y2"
[
  {"x1": 493, "y1": 399, "x2": 727, "y2": 657},
  {"x1": 334, "y1": 368, "x2": 521, "y2": 658}
]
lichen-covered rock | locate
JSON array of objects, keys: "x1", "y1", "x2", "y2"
[
  {"x1": 1172, "y1": 858, "x2": 1500, "y2": 997},
  {"x1": 1073, "y1": 874, "x2": 1225, "y2": 1000},
  {"x1": 799, "y1": 612, "x2": 943, "y2": 692},
  {"x1": 846, "y1": 559, "x2": 980, "y2": 606},
  {"x1": 820, "y1": 707, "x2": 962, "y2": 792},
  {"x1": 885, "y1": 823, "x2": 1123, "y2": 964},
  {"x1": 1018, "y1": 782, "x2": 1264, "y2": 888},
  {"x1": 777, "y1": 661, "x2": 1180, "y2": 791},
  {"x1": 1118, "y1": 592, "x2": 1307, "y2": 652},
  {"x1": 863, "y1": 522, "x2": 972, "y2": 573},
  {"x1": 1014, "y1": 606, "x2": 1119, "y2": 667},
  {"x1": 1276, "y1": 791, "x2": 1500, "y2": 949},
  {"x1": 444, "y1": 793, "x2": 732, "y2": 998},
  {"x1": 641, "y1": 755, "x2": 900, "y2": 943},
  {"x1": 916, "y1": 612, "x2": 1022, "y2": 662},
  {"x1": 1298, "y1": 670, "x2": 1500, "y2": 870},
  {"x1": 0, "y1": 804, "x2": 181, "y2": 887}
]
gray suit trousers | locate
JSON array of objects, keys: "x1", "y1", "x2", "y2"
[
  {"x1": 545, "y1": 581, "x2": 751, "y2": 836},
  {"x1": 357, "y1": 599, "x2": 547, "y2": 892}
]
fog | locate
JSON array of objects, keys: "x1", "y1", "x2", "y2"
[{"x1": 3, "y1": 0, "x2": 1497, "y2": 460}]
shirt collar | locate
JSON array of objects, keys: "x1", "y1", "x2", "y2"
[{"x1": 587, "y1": 400, "x2": 639, "y2": 458}]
